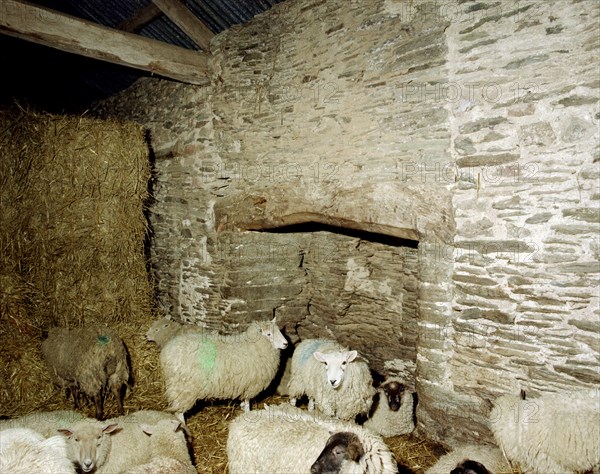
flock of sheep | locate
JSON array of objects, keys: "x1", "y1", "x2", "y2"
[{"x1": 0, "y1": 316, "x2": 598, "y2": 473}]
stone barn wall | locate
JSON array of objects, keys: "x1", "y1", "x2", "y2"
[{"x1": 94, "y1": 0, "x2": 599, "y2": 448}]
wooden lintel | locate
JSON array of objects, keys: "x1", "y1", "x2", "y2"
[
  {"x1": 117, "y1": 3, "x2": 162, "y2": 33},
  {"x1": 238, "y1": 212, "x2": 420, "y2": 242},
  {"x1": 0, "y1": 0, "x2": 211, "y2": 86},
  {"x1": 152, "y1": 0, "x2": 214, "y2": 51}
]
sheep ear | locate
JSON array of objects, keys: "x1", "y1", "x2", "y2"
[
  {"x1": 313, "y1": 351, "x2": 327, "y2": 363},
  {"x1": 176, "y1": 413, "x2": 185, "y2": 424},
  {"x1": 57, "y1": 428, "x2": 73, "y2": 437},
  {"x1": 346, "y1": 351, "x2": 358, "y2": 363},
  {"x1": 347, "y1": 440, "x2": 365, "y2": 462},
  {"x1": 271, "y1": 316, "x2": 277, "y2": 324},
  {"x1": 103, "y1": 423, "x2": 120, "y2": 435},
  {"x1": 140, "y1": 423, "x2": 154, "y2": 436}
]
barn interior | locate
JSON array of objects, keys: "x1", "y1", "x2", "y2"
[{"x1": 0, "y1": 0, "x2": 598, "y2": 473}]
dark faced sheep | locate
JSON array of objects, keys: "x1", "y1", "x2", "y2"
[{"x1": 310, "y1": 432, "x2": 365, "y2": 474}]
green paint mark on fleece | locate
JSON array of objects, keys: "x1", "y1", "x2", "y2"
[
  {"x1": 97, "y1": 335, "x2": 111, "y2": 346},
  {"x1": 197, "y1": 337, "x2": 217, "y2": 375}
]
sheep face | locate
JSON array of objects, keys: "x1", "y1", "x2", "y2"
[
  {"x1": 145, "y1": 318, "x2": 178, "y2": 344},
  {"x1": 313, "y1": 351, "x2": 357, "y2": 389},
  {"x1": 382, "y1": 381, "x2": 404, "y2": 412},
  {"x1": 310, "y1": 432, "x2": 364, "y2": 474},
  {"x1": 58, "y1": 422, "x2": 119, "y2": 473},
  {"x1": 259, "y1": 317, "x2": 288, "y2": 350}
]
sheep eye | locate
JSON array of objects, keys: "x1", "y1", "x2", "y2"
[{"x1": 342, "y1": 361, "x2": 347, "y2": 366}]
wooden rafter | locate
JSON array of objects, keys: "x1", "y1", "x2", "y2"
[
  {"x1": 152, "y1": 0, "x2": 214, "y2": 51},
  {"x1": 117, "y1": 3, "x2": 162, "y2": 33},
  {"x1": 0, "y1": 0, "x2": 210, "y2": 85}
]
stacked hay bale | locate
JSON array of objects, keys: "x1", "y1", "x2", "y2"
[{"x1": 0, "y1": 106, "x2": 157, "y2": 417}]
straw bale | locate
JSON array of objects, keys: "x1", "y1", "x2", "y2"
[{"x1": 0, "y1": 106, "x2": 151, "y2": 329}]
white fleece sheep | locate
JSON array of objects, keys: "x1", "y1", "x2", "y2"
[
  {"x1": 0, "y1": 410, "x2": 85, "y2": 437},
  {"x1": 0, "y1": 427, "x2": 75, "y2": 473},
  {"x1": 42, "y1": 325, "x2": 130, "y2": 420},
  {"x1": 227, "y1": 403, "x2": 397, "y2": 474},
  {"x1": 97, "y1": 410, "x2": 193, "y2": 473},
  {"x1": 363, "y1": 377, "x2": 415, "y2": 437},
  {"x1": 288, "y1": 338, "x2": 375, "y2": 421},
  {"x1": 425, "y1": 444, "x2": 510, "y2": 474},
  {"x1": 58, "y1": 418, "x2": 120, "y2": 473},
  {"x1": 489, "y1": 388, "x2": 600, "y2": 474},
  {"x1": 124, "y1": 456, "x2": 196, "y2": 474},
  {"x1": 161, "y1": 317, "x2": 288, "y2": 414},
  {"x1": 146, "y1": 317, "x2": 205, "y2": 349}
]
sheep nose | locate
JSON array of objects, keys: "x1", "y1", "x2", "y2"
[{"x1": 329, "y1": 379, "x2": 337, "y2": 386}]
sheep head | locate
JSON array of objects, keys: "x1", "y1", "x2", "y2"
[{"x1": 313, "y1": 350, "x2": 357, "y2": 389}]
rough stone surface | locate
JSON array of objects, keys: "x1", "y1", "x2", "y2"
[{"x1": 93, "y1": 0, "x2": 599, "y2": 450}]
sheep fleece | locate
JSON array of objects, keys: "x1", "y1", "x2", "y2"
[
  {"x1": 42, "y1": 326, "x2": 129, "y2": 398},
  {"x1": 161, "y1": 321, "x2": 281, "y2": 412},
  {"x1": 227, "y1": 404, "x2": 397, "y2": 474},
  {"x1": 288, "y1": 339, "x2": 374, "y2": 420},
  {"x1": 424, "y1": 444, "x2": 510, "y2": 474},
  {"x1": 363, "y1": 381, "x2": 415, "y2": 437},
  {"x1": 490, "y1": 388, "x2": 600, "y2": 474},
  {"x1": 0, "y1": 428, "x2": 75, "y2": 474}
]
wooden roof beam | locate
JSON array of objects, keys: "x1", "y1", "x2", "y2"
[
  {"x1": 0, "y1": 0, "x2": 210, "y2": 86},
  {"x1": 152, "y1": 0, "x2": 214, "y2": 51},
  {"x1": 117, "y1": 3, "x2": 162, "y2": 33}
]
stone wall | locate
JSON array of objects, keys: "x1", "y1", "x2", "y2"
[{"x1": 94, "y1": 0, "x2": 599, "y2": 448}]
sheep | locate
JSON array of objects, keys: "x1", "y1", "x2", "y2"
[
  {"x1": 0, "y1": 427, "x2": 75, "y2": 473},
  {"x1": 489, "y1": 388, "x2": 600, "y2": 474},
  {"x1": 146, "y1": 317, "x2": 205, "y2": 349},
  {"x1": 227, "y1": 403, "x2": 397, "y2": 474},
  {"x1": 363, "y1": 377, "x2": 415, "y2": 437},
  {"x1": 0, "y1": 410, "x2": 85, "y2": 437},
  {"x1": 42, "y1": 325, "x2": 130, "y2": 420},
  {"x1": 160, "y1": 316, "x2": 288, "y2": 414},
  {"x1": 57, "y1": 418, "x2": 120, "y2": 473},
  {"x1": 424, "y1": 444, "x2": 510, "y2": 474},
  {"x1": 288, "y1": 338, "x2": 375, "y2": 421},
  {"x1": 122, "y1": 418, "x2": 196, "y2": 474},
  {"x1": 124, "y1": 456, "x2": 197, "y2": 474},
  {"x1": 96, "y1": 410, "x2": 193, "y2": 473},
  {"x1": 310, "y1": 431, "x2": 365, "y2": 474}
]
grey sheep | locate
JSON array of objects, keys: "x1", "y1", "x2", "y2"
[
  {"x1": 161, "y1": 317, "x2": 288, "y2": 414},
  {"x1": 42, "y1": 326, "x2": 130, "y2": 420}
]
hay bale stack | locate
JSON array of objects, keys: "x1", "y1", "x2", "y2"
[
  {"x1": 0, "y1": 107, "x2": 151, "y2": 327},
  {"x1": 0, "y1": 106, "x2": 152, "y2": 415}
]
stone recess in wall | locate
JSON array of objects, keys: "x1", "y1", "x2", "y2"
[{"x1": 93, "y1": 0, "x2": 599, "y2": 450}]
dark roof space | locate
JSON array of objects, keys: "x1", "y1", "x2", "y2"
[{"x1": 0, "y1": 0, "x2": 284, "y2": 114}]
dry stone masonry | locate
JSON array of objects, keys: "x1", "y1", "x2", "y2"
[{"x1": 94, "y1": 0, "x2": 599, "y2": 448}]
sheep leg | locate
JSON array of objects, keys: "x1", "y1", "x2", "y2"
[
  {"x1": 71, "y1": 385, "x2": 81, "y2": 409},
  {"x1": 308, "y1": 399, "x2": 315, "y2": 411},
  {"x1": 111, "y1": 383, "x2": 124, "y2": 415},
  {"x1": 93, "y1": 392, "x2": 104, "y2": 420},
  {"x1": 240, "y1": 400, "x2": 250, "y2": 412},
  {"x1": 290, "y1": 397, "x2": 297, "y2": 407}
]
